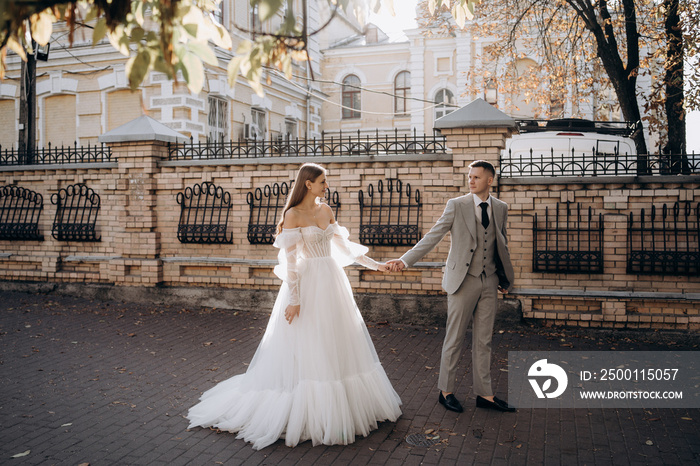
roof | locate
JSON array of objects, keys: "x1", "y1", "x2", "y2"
[
  {"x1": 99, "y1": 115, "x2": 189, "y2": 144},
  {"x1": 435, "y1": 98, "x2": 517, "y2": 129}
]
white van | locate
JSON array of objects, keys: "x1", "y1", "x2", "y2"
[{"x1": 501, "y1": 119, "x2": 637, "y2": 177}]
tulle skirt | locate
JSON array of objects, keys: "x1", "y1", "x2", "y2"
[{"x1": 186, "y1": 256, "x2": 402, "y2": 450}]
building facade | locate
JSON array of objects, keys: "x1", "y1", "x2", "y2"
[{"x1": 0, "y1": 1, "x2": 655, "y2": 151}]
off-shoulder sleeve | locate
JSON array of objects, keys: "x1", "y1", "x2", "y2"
[
  {"x1": 330, "y1": 223, "x2": 380, "y2": 270},
  {"x1": 273, "y1": 228, "x2": 303, "y2": 305}
]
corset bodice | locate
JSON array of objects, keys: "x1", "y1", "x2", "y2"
[{"x1": 300, "y1": 225, "x2": 333, "y2": 259}]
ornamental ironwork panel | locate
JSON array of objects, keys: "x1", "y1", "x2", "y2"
[
  {"x1": 176, "y1": 182, "x2": 233, "y2": 244},
  {"x1": 627, "y1": 202, "x2": 699, "y2": 276},
  {"x1": 167, "y1": 129, "x2": 448, "y2": 160},
  {"x1": 246, "y1": 183, "x2": 341, "y2": 244},
  {"x1": 0, "y1": 142, "x2": 112, "y2": 165},
  {"x1": 359, "y1": 179, "x2": 421, "y2": 246},
  {"x1": 533, "y1": 202, "x2": 603, "y2": 273},
  {"x1": 51, "y1": 184, "x2": 101, "y2": 242},
  {"x1": 500, "y1": 150, "x2": 700, "y2": 177},
  {"x1": 0, "y1": 186, "x2": 44, "y2": 241}
]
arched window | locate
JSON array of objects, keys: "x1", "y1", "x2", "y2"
[
  {"x1": 394, "y1": 71, "x2": 410, "y2": 115},
  {"x1": 342, "y1": 75, "x2": 361, "y2": 119},
  {"x1": 434, "y1": 89, "x2": 455, "y2": 120}
]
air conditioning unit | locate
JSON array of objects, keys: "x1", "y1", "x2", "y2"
[{"x1": 244, "y1": 123, "x2": 263, "y2": 140}]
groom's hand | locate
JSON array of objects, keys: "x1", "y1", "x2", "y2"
[{"x1": 386, "y1": 259, "x2": 405, "y2": 272}]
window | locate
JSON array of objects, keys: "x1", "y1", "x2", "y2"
[
  {"x1": 208, "y1": 95, "x2": 229, "y2": 142},
  {"x1": 394, "y1": 71, "x2": 410, "y2": 116},
  {"x1": 250, "y1": 3, "x2": 261, "y2": 36},
  {"x1": 284, "y1": 118, "x2": 297, "y2": 139},
  {"x1": 342, "y1": 75, "x2": 361, "y2": 119},
  {"x1": 434, "y1": 89, "x2": 455, "y2": 120},
  {"x1": 213, "y1": 1, "x2": 223, "y2": 24},
  {"x1": 436, "y1": 57, "x2": 451, "y2": 73},
  {"x1": 251, "y1": 108, "x2": 266, "y2": 138}
]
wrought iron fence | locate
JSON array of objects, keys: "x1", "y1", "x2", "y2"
[
  {"x1": 51, "y1": 183, "x2": 101, "y2": 241},
  {"x1": 176, "y1": 182, "x2": 233, "y2": 244},
  {"x1": 0, "y1": 186, "x2": 44, "y2": 241},
  {"x1": 533, "y1": 202, "x2": 603, "y2": 273},
  {"x1": 167, "y1": 128, "x2": 448, "y2": 160},
  {"x1": 627, "y1": 202, "x2": 699, "y2": 276},
  {"x1": 500, "y1": 150, "x2": 700, "y2": 177},
  {"x1": 247, "y1": 183, "x2": 341, "y2": 244},
  {"x1": 0, "y1": 142, "x2": 112, "y2": 165},
  {"x1": 359, "y1": 178, "x2": 421, "y2": 246}
]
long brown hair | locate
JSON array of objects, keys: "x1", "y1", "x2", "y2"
[{"x1": 276, "y1": 163, "x2": 326, "y2": 234}]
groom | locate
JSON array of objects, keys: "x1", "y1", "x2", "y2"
[{"x1": 388, "y1": 160, "x2": 515, "y2": 413}]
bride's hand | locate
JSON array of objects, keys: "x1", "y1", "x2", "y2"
[
  {"x1": 377, "y1": 263, "x2": 390, "y2": 273},
  {"x1": 285, "y1": 304, "x2": 300, "y2": 324}
]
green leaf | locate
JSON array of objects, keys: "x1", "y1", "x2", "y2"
[
  {"x1": 188, "y1": 41, "x2": 218, "y2": 66},
  {"x1": 451, "y1": 3, "x2": 466, "y2": 28},
  {"x1": 227, "y1": 55, "x2": 244, "y2": 87},
  {"x1": 85, "y1": 6, "x2": 98, "y2": 22},
  {"x1": 92, "y1": 17, "x2": 107, "y2": 46},
  {"x1": 181, "y1": 52, "x2": 205, "y2": 93},
  {"x1": 108, "y1": 25, "x2": 130, "y2": 56},
  {"x1": 134, "y1": 0, "x2": 145, "y2": 25},
  {"x1": 184, "y1": 23, "x2": 199, "y2": 37},
  {"x1": 126, "y1": 49, "x2": 152, "y2": 90},
  {"x1": 30, "y1": 10, "x2": 54, "y2": 45},
  {"x1": 258, "y1": 0, "x2": 284, "y2": 22},
  {"x1": 130, "y1": 26, "x2": 145, "y2": 43}
]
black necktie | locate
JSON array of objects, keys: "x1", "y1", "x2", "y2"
[{"x1": 480, "y1": 202, "x2": 489, "y2": 229}]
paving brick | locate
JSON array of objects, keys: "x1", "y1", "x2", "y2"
[{"x1": 1, "y1": 290, "x2": 699, "y2": 465}]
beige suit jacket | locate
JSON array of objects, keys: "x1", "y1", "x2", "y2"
[{"x1": 401, "y1": 194, "x2": 515, "y2": 295}]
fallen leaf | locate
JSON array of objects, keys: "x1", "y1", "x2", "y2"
[
  {"x1": 11, "y1": 450, "x2": 30, "y2": 458},
  {"x1": 645, "y1": 440, "x2": 654, "y2": 446},
  {"x1": 203, "y1": 342, "x2": 213, "y2": 346},
  {"x1": 425, "y1": 429, "x2": 434, "y2": 434},
  {"x1": 60, "y1": 423, "x2": 72, "y2": 427}
]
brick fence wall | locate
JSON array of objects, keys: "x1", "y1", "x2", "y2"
[{"x1": 1, "y1": 124, "x2": 699, "y2": 330}]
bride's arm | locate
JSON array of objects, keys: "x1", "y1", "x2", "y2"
[
  {"x1": 327, "y1": 222, "x2": 384, "y2": 272},
  {"x1": 282, "y1": 209, "x2": 301, "y2": 323}
]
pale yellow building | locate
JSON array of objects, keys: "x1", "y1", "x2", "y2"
[{"x1": 0, "y1": 1, "x2": 650, "y2": 150}]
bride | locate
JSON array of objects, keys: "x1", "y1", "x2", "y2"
[{"x1": 187, "y1": 163, "x2": 402, "y2": 450}]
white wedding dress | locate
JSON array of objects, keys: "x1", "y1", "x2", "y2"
[{"x1": 187, "y1": 223, "x2": 402, "y2": 450}]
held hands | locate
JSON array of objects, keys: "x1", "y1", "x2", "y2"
[
  {"x1": 285, "y1": 304, "x2": 300, "y2": 324},
  {"x1": 376, "y1": 260, "x2": 405, "y2": 273},
  {"x1": 386, "y1": 259, "x2": 405, "y2": 273}
]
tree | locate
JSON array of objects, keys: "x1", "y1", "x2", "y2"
[
  {"x1": 419, "y1": 0, "x2": 699, "y2": 169},
  {"x1": 0, "y1": 0, "x2": 480, "y2": 96}
]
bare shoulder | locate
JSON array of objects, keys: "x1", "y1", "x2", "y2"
[
  {"x1": 284, "y1": 208, "x2": 300, "y2": 229},
  {"x1": 318, "y1": 203, "x2": 335, "y2": 223}
]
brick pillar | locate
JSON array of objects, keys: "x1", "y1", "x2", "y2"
[
  {"x1": 434, "y1": 98, "x2": 517, "y2": 189},
  {"x1": 107, "y1": 140, "x2": 164, "y2": 286},
  {"x1": 440, "y1": 126, "x2": 516, "y2": 188}
]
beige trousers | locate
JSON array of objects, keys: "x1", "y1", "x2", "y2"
[{"x1": 438, "y1": 272, "x2": 499, "y2": 396}]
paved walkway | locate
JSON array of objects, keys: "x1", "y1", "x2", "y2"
[{"x1": 1, "y1": 289, "x2": 699, "y2": 465}]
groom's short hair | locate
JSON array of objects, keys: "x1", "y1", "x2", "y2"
[{"x1": 469, "y1": 160, "x2": 496, "y2": 178}]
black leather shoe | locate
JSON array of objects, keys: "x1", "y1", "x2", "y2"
[
  {"x1": 438, "y1": 392, "x2": 464, "y2": 413},
  {"x1": 476, "y1": 395, "x2": 516, "y2": 412}
]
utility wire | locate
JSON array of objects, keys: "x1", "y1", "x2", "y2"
[{"x1": 267, "y1": 68, "x2": 454, "y2": 116}]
